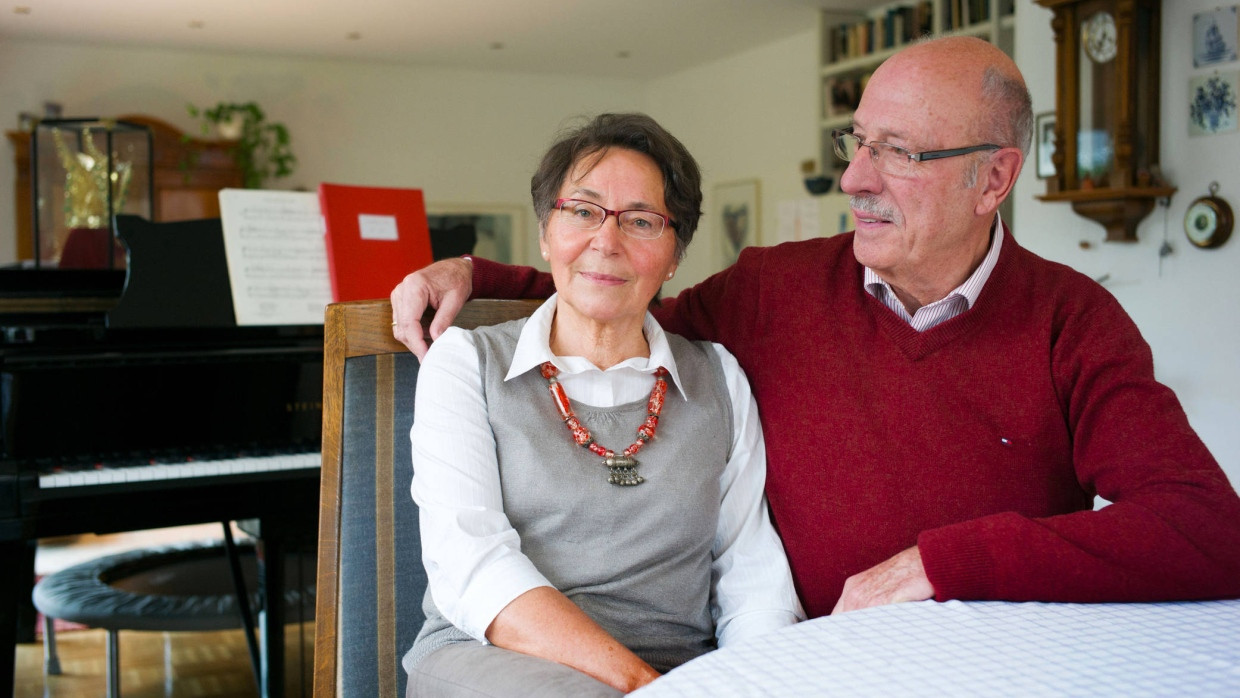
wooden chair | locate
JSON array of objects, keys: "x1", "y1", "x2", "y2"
[{"x1": 314, "y1": 298, "x2": 540, "y2": 698}]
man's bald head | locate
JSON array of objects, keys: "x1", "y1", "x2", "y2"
[{"x1": 873, "y1": 36, "x2": 1033, "y2": 157}]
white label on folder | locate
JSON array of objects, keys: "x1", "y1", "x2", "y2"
[{"x1": 358, "y1": 214, "x2": 399, "y2": 241}]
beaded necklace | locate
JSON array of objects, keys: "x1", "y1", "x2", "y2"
[{"x1": 539, "y1": 361, "x2": 668, "y2": 486}]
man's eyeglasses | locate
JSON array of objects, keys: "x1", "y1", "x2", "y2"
[
  {"x1": 832, "y1": 128, "x2": 1000, "y2": 177},
  {"x1": 553, "y1": 198, "x2": 676, "y2": 240}
]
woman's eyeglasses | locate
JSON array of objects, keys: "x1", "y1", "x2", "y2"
[{"x1": 553, "y1": 198, "x2": 676, "y2": 240}]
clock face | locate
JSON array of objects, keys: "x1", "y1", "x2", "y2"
[
  {"x1": 1185, "y1": 201, "x2": 1218, "y2": 246},
  {"x1": 1082, "y1": 11, "x2": 1118, "y2": 63},
  {"x1": 1184, "y1": 196, "x2": 1234, "y2": 248}
]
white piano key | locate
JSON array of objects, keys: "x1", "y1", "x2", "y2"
[{"x1": 37, "y1": 452, "x2": 322, "y2": 488}]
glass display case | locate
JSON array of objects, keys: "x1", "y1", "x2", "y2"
[{"x1": 30, "y1": 118, "x2": 153, "y2": 269}]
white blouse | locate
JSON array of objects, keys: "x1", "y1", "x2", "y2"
[{"x1": 410, "y1": 295, "x2": 804, "y2": 649}]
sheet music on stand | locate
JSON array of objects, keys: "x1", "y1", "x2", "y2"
[{"x1": 218, "y1": 189, "x2": 332, "y2": 326}]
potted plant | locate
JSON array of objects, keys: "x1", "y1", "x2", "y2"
[{"x1": 187, "y1": 101, "x2": 296, "y2": 188}]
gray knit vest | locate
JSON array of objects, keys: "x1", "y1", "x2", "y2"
[{"x1": 405, "y1": 318, "x2": 733, "y2": 674}]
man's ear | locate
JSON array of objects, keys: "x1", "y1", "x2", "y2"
[{"x1": 976, "y1": 148, "x2": 1023, "y2": 215}]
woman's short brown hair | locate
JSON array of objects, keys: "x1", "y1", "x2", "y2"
[{"x1": 531, "y1": 113, "x2": 702, "y2": 260}]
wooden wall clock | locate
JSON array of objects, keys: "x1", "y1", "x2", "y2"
[{"x1": 1035, "y1": 0, "x2": 1175, "y2": 242}]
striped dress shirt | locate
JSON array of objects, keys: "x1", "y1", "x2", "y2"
[{"x1": 864, "y1": 214, "x2": 1003, "y2": 332}]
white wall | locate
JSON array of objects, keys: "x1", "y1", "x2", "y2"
[
  {"x1": 644, "y1": 30, "x2": 822, "y2": 294},
  {"x1": 1012, "y1": 0, "x2": 1240, "y2": 484},
  {"x1": 0, "y1": 33, "x2": 825, "y2": 296},
  {"x1": 0, "y1": 39, "x2": 645, "y2": 268},
  {"x1": 3, "y1": 2, "x2": 1238, "y2": 485}
]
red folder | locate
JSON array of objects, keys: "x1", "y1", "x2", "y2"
[{"x1": 318, "y1": 183, "x2": 433, "y2": 302}]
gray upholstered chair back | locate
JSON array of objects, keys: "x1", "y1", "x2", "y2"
[{"x1": 314, "y1": 298, "x2": 540, "y2": 698}]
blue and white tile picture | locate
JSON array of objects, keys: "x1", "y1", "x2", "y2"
[
  {"x1": 1193, "y1": 7, "x2": 1238, "y2": 69},
  {"x1": 1189, "y1": 71, "x2": 1239, "y2": 136}
]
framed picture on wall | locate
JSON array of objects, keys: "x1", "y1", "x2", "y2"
[
  {"x1": 1192, "y1": 6, "x2": 1238, "y2": 68},
  {"x1": 715, "y1": 179, "x2": 761, "y2": 265},
  {"x1": 1188, "y1": 71, "x2": 1240, "y2": 136},
  {"x1": 426, "y1": 203, "x2": 528, "y2": 265},
  {"x1": 1035, "y1": 111, "x2": 1057, "y2": 179},
  {"x1": 825, "y1": 75, "x2": 863, "y2": 118}
]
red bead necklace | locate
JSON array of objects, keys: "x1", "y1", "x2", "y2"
[{"x1": 539, "y1": 361, "x2": 668, "y2": 486}]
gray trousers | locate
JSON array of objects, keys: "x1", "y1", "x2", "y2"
[{"x1": 407, "y1": 643, "x2": 625, "y2": 698}]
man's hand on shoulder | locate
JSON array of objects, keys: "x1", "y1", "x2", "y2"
[
  {"x1": 390, "y1": 257, "x2": 474, "y2": 359},
  {"x1": 831, "y1": 545, "x2": 934, "y2": 615}
]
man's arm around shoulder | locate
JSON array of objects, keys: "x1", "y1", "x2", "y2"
[{"x1": 390, "y1": 256, "x2": 555, "y2": 358}]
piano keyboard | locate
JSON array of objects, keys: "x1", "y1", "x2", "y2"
[{"x1": 38, "y1": 452, "x2": 321, "y2": 489}]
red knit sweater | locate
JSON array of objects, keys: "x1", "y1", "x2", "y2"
[{"x1": 472, "y1": 231, "x2": 1240, "y2": 617}]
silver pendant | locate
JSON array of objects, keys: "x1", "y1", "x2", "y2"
[{"x1": 604, "y1": 455, "x2": 644, "y2": 486}]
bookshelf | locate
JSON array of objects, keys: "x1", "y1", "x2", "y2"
[{"x1": 818, "y1": 0, "x2": 1017, "y2": 179}]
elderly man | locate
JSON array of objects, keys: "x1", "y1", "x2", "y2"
[{"x1": 391, "y1": 37, "x2": 1240, "y2": 618}]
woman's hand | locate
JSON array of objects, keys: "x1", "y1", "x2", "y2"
[{"x1": 486, "y1": 586, "x2": 660, "y2": 693}]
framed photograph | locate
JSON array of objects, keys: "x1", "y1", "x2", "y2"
[
  {"x1": 1035, "y1": 111, "x2": 1057, "y2": 179},
  {"x1": 715, "y1": 179, "x2": 761, "y2": 265},
  {"x1": 426, "y1": 203, "x2": 528, "y2": 265},
  {"x1": 825, "y1": 75, "x2": 862, "y2": 119},
  {"x1": 1193, "y1": 6, "x2": 1238, "y2": 69}
]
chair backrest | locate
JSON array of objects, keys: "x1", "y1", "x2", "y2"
[{"x1": 313, "y1": 298, "x2": 540, "y2": 698}]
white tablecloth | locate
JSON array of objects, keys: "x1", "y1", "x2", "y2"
[{"x1": 632, "y1": 599, "x2": 1240, "y2": 697}]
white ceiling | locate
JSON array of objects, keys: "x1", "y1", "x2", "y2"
[{"x1": 1, "y1": 1, "x2": 884, "y2": 79}]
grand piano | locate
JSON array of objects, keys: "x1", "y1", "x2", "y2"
[{"x1": 0, "y1": 264, "x2": 324, "y2": 697}]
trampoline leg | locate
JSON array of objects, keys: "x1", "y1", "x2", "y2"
[
  {"x1": 42, "y1": 615, "x2": 62, "y2": 675},
  {"x1": 106, "y1": 629, "x2": 120, "y2": 698}
]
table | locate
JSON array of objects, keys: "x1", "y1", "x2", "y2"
[{"x1": 632, "y1": 599, "x2": 1240, "y2": 696}]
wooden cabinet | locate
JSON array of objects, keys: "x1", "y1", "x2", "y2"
[
  {"x1": 7, "y1": 115, "x2": 243, "y2": 262},
  {"x1": 1034, "y1": 0, "x2": 1173, "y2": 242}
]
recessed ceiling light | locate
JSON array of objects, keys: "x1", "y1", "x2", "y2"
[
  {"x1": 14, "y1": 6, "x2": 32, "y2": 14},
  {"x1": 347, "y1": 31, "x2": 361, "y2": 40}
]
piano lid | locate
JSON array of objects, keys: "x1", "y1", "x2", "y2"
[
  {"x1": 108, "y1": 215, "x2": 237, "y2": 329},
  {"x1": 0, "y1": 214, "x2": 235, "y2": 333},
  {"x1": 0, "y1": 268, "x2": 123, "y2": 341},
  {"x1": 0, "y1": 268, "x2": 124, "y2": 310},
  {"x1": 2, "y1": 215, "x2": 327, "y2": 348}
]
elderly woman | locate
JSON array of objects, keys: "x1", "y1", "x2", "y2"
[{"x1": 403, "y1": 113, "x2": 802, "y2": 697}]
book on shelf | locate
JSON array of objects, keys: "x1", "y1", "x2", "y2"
[
  {"x1": 825, "y1": 2, "x2": 933, "y2": 63},
  {"x1": 945, "y1": 0, "x2": 996, "y2": 31},
  {"x1": 961, "y1": 0, "x2": 991, "y2": 27},
  {"x1": 318, "y1": 182, "x2": 433, "y2": 303}
]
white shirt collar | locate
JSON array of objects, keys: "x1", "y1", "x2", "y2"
[
  {"x1": 505, "y1": 294, "x2": 689, "y2": 400},
  {"x1": 863, "y1": 211, "x2": 1004, "y2": 310}
]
